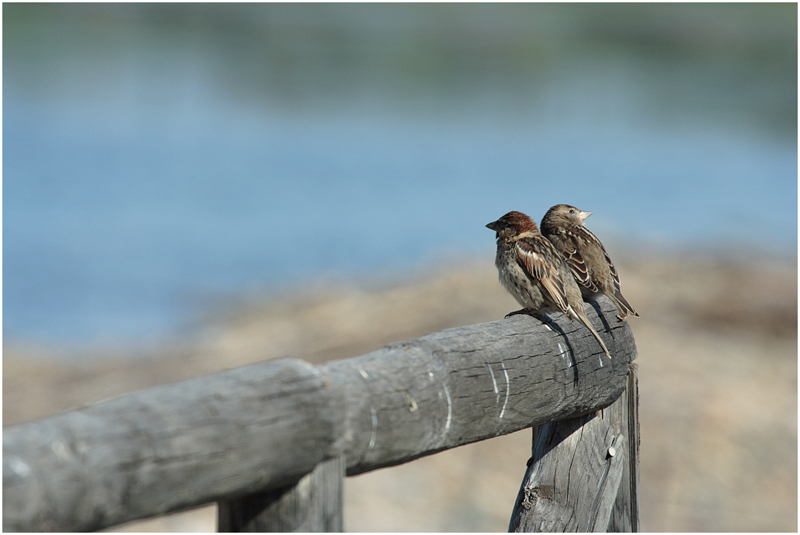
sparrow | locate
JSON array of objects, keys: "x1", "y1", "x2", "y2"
[
  {"x1": 486, "y1": 210, "x2": 611, "y2": 359},
  {"x1": 540, "y1": 204, "x2": 639, "y2": 321}
]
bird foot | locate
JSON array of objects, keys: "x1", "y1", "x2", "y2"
[{"x1": 505, "y1": 308, "x2": 538, "y2": 319}]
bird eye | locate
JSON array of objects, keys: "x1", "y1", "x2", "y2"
[{"x1": 569, "y1": 209, "x2": 576, "y2": 214}]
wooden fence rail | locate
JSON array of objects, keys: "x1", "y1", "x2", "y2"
[{"x1": 3, "y1": 297, "x2": 638, "y2": 532}]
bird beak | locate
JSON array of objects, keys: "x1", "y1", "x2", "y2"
[
  {"x1": 486, "y1": 221, "x2": 500, "y2": 232},
  {"x1": 579, "y1": 210, "x2": 592, "y2": 221}
]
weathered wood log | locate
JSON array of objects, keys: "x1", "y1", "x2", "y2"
[
  {"x1": 218, "y1": 456, "x2": 345, "y2": 532},
  {"x1": 3, "y1": 359, "x2": 342, "y2": 532},
  {"x1": 3, "y1": 297, "x2": 636, "y2": 532},
  {"x1": 508, "y1": 364, "x2": 640, "y2": 532},
  {"x1": 322, "y1": 297, "x2": 635, "y2": 476}
]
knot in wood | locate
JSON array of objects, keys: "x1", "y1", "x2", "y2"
[{"x1": 522, "y1": 485, "x2": 556, "y2": 511}]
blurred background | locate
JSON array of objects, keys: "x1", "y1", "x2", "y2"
[{"x1": 3, "y1": 3, "x2": 796, "y2": 532}]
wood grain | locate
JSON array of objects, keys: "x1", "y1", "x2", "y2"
[{"x1": 509, "y1": 364, "x2": 639, "y2": 532}]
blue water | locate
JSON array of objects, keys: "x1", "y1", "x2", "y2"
[{"x1": 4, "y1": 4, "x2": 797, "y2": 347}]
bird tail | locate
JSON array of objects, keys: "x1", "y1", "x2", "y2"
[
  {"x1": 611, "y1": 290, "x2": 639, "y2": 321},
  {"x1": 568, "y1": 305, "x2": 612, "y2": 359}
]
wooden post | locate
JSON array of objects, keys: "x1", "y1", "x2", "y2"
[
  {"x1": 218, "y1": 455, "x2": 345, "y2": 532},
  {"x1": 609, "y1": 363, "x2": 640, "y2": 532},
  {"x1": 509, "y1": 363, "x2": 640, "y2": 532}
]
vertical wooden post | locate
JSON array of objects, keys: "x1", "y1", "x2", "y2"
[
  {"x1": 218, "y1": 455, "x2": 345, "y2": 532},
  {"x1": 608, "y1": 363, "x2": 640, "y2": 532},
  {"x1": 508, "y1": 364, "x2": 640, "y2": 532}
]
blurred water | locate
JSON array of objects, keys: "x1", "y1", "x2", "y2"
[{"x1": 4, "y1": 4, "x2": 797, "y2": 347}]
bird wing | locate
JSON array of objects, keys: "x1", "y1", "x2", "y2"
[
  {"x1": 557, "y1": 228, "x2": 598, "y2": 293},
  {"x1": 578, "y1": 226, "x2": 621, "y2": 290},
  {"x1": 579, "y1": 225, "x2": 639, "y2": 317},
  {"x1": 516, "y1": 237, "x2": 570, "y2": 313}
]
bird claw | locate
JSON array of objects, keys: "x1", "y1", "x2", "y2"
[{"x1": 505, "y1": 309, "x2": 547, "y2": 322}]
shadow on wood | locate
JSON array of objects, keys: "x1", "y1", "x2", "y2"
[{"x1": 218, "y1": 456, "x2": 345, "y2": 532}]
